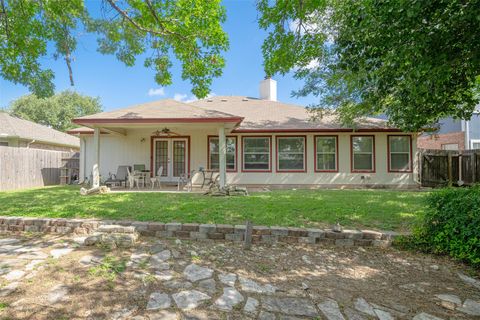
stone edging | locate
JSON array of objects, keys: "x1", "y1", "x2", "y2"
[{"x1": 0, "y1": 216, "x2": 404, "y2": 248}]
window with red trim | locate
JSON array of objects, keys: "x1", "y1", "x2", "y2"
[
  {"x1": 315, "y1": 136, "x2": 337, "y2": 171},
  {"x1": 276, "y1": 136, "x2": 306, "y2": 171},
  {"x1": 208, "y1": 137, "x2": 236, "y2": 171},
  {"x1": 352, "y1": 136, "x2": 375, "y2": 172},
  {"x1": 388, "y1": 136, "x2": 411, "y2": 171},
  {"x1": 243, "y1": 137, "x2": 271, "y2": 171}
]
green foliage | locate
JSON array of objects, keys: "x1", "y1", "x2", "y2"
[
  {"x1": 9, "y1": 91, "x2": 102, "y2": 131},
  {"x1": 0, "y1": 0, "x2": 228, "y2": 98},
  {"x1": 258, "y1": 0, "x2": 480, "y2": 132},
  {"x1": 88, "y1": 255, "x2": 127, "y2": 285},
  {"x1": 403, "y1": 186, "x2": 480, "y2": 266}
]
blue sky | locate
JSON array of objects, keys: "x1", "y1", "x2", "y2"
[{"x1": 0, "y1": 0, "x2": 317, "y2": 111}]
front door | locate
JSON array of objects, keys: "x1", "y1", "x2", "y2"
[{"x1": 153, "y1": 138, "x2": 188, "y2": 182}]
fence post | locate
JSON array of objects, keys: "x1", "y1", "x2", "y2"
[
  {"x1": 473, "y1": 152, "x2": 477, "y2": 184},
  {"x1": 447, "y1": 152, "x2": 453, "y2": 186}
]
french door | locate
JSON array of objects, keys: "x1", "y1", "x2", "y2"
[{"x1": 153, "y1": 138, "x2": 188, "y2": 182}]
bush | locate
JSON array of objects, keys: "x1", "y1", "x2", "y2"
[{"x1": 402, "y1": 186, "x2": 480, "y2": 266}]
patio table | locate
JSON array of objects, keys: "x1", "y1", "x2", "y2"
[{"x1": 200, "y1": 169, "x2": 218, "y2": 188}]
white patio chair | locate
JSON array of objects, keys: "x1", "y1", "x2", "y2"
[
  {"x1": 133, "y1": 170, "x2": 145, "y2": 189},
  {"x1": 150, "y1": 166, "x2": 163, "y2": 189},
  {"x1": 126, "y1": 167, "x2": 135, "y2": 189}
]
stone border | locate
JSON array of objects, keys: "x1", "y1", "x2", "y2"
[{"x1": 0, "y1": 216, "x2": 403, "y2": 248}]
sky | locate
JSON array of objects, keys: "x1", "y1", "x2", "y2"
[{"x1": 0, "y1": 0, "x2": 317, "y2": 112}]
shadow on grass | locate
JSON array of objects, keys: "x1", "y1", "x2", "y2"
[{"x1": 0, "y1": 186, "x2": 428, "y2": 231}]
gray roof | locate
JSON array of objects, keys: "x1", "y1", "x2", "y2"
[{"x1": 0, "y1": 112, "x2": 79, "y2": 148}]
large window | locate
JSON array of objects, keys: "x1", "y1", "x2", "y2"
[
  {"x1": 315, "y1": 136, "x2": 337, "y2": 171},
  {"x1": 276, "y1": 136, "x2": 306, "y2": 172},
  {"x1": 388, "y1": 136, "x2": 412, "y2": 172},
  {"x1": 351, "y1": 136, "x2": 375, "y2": 172},
  {"x1": 208, "y1": 136, "x2": 237, "y2": 171},
  {"x1": 242, "y1": 136, "x2": 271, "y2": 171}
]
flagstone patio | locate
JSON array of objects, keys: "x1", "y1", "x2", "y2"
[{"x1": 0, "y1": 233, "x2": 478, "y2": 319}]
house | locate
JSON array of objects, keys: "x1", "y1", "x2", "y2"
[
  {"x1": 417, "y1": 106, "x2": 480, "y2": 150},
  {"x1": 0, "y1": 112, "x2": 80, "y2": 151},
  {"x1": 68, "y1": 79, "x2": 418, "y2": 189}
]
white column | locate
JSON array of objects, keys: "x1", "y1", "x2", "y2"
[
  {"x1": 218, "y1": 126, "x2": 227, "y2": 188},
  {"x1": 92, "y1": 127, "x2": 100, "y2": 188}
]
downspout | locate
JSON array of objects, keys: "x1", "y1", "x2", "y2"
[{"x1": 27, "y1": 139, "x2": 36, "y2": 148}]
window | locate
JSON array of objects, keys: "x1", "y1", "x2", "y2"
[
  {"x1": 242, "y1": 137, "x2": 271, "y2": 171},
  {"x1": 315, "y1": 136, "x2": 338, "y2": 171},
  {"x1": 472, "y1": 140, "x2": 480, "y2": 150},
  {"x1": 0, "y1": 142, "x2": 8, "y2": 147},
  {"x1": 276, "y1": 136, "x2": 306, "y2": 171},
  {"x1": 441, "y1": 143, "x2": 459, "y2": 151},
  {"x1": 388, "y1": 136, "x2": 412, "y2": 172},
  {"x1": 351, "y1": 136, "x2": 375, "y2": 172},
  {"x1": 208, "y1": 136, "x2": 237, "y2": 171}
]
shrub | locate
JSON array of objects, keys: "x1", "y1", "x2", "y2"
[{"x1": 401, "y1": 186, "x2": 480, "y2": 266}]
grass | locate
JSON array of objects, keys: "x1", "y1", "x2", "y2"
[{"x1": 0, "y1": 186, "x2": 429, "y2": 231}]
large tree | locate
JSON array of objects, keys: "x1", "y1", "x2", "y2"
[
  {"x1": 258, "y1": 0, "x2": 480, "y2": 132},
  {"x1": 9, "y1": 91, "x2": 102, "y2": 131},
  {"x1": 0, "y1": 0, "x2": 228, "y2": 98}
]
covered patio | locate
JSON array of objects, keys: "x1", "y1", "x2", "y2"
[{"x1": 70, "y1": 99, "x2": 243, "y2": 191}]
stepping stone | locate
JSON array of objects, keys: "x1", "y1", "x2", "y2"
[
  {"x1": 412, "y1": 312, "x2": 444, "y2": 320},
  {"x1": 214, "y1": 287, "x2": 244, "y2": 311},
  {"x1": 79, "y1": 255, "x2": 102, "y2": 267},
  {"x1": 172, "y1": 290, "x2": 210, "y2": 310},
  {"x1": 258, "y1": 311, "x2": 276, "y2": 320},
  {"x1": 72, "y1": 236, "x2": 87, "y2": 245},
  {"x1": 47, "y1": 284, "x2": 69, "y2": 304},
  {"x1": 18, "y1": 251, "x2": 49, "y2": 260},
  {"x1": 151, "y1": 250, "x2": 171, "y2": 264},
  {"x1": 239, "y1": 276, "x2": 276, "y2": 294},
  {"x1": 0, "y1": 245, "x2": 23, "y2": 253},
  {"x1": 183, "y1": 264, "x2": 213, "y2": 282},
  {"x1": 244, "y1": 297, "x2": 259, "y2": 314},
  {"x1": 219, "y1": 273, "x2": 237, "y2": 287},
  {"x1": 3, "y1": 270, "x2": 25, "y2": 281},
  {"x1": 374, "y1": 308, "x2": 393, "y2": 320},
  {"x1": 435, "y1": 294, "x2": 462, "y2": 310},
  {"x1": 0, "y1": 238, "x2": 21, "y2": 245},
  {"x1": 198, "y1": 278, "x2": 217, "y2": 295},
  {"x1": 318, "y1": 298, "x2": 345, "y2": 320},
  {"x1": 25, "y1": 259, "x2": 44, "y2": 271},
  {"x1": 458, "y1": 272, "x2": 480, "y2": 290},
  {"x1": 50, "y1": 248, "x2": 73, "y2": 259},
  {"x1": 155, "y1": 270, "x2": 174, "y2": 281},
  {"x1": 130, "y1": 252, "x2": 150, "y2": 263},
  {"x1": 111, "y1": 307, "x2": 137, "y2": 320},
  {"x1": 354, "y1": 298, "x2": 375, "y2": 316},
  {"x1": 164, "y1": 280, "x2": 193, "y2": 290},
  {"x1": 344, "y1": 307, "x2": 367, "y2": 320},
  {"x1": 149, "y1": 311, "x2": 177, "y2": 320},
  {"x1": 457, "y1": 299, "x2": 480, "y2": 316},
  {"x1": 0, "y1": 282, "x2": 19, "y2": 297},
  {"x1": 262, "y1": 296, "x2": 318, "y2": 317},
  {"x1": 146, "y1": 292, "x2": 171, "y2": 310}
]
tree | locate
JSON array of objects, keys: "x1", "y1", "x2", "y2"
[
  {"x1": 258, "y1": 0, "x2": 480, "y2": 132},
  {"x1": 9, "y1": 91, "x2": 102, "y2": 131},
  {"x1": 0, "y1": 0, "x2": 228, "y2": 98}
]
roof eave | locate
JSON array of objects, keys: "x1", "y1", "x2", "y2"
[{"x1": 72, "y1": 117, "x2": 244, "y2": 126}]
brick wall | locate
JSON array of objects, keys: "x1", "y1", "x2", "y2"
[
  {"x1": 0, "y1": 216, "x2": 403, "y2": 248},
  {"x1": 417, "y1": 132, "x2": 465, "y2": 150}
]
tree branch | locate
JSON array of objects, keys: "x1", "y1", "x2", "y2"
[{"x1": 0, "y1": 0, "x2": 9, "y2": 38}]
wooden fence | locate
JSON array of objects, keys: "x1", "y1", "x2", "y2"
[
  {"x1": 0, "y1": 146, "x2": 77, "y2": 191},
  {"x1": 419, "y1": 149, "x2": 480, "y2": 187}
]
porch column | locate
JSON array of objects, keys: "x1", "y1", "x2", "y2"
[
  {"x1": 92, "y1": 127, "x2": 100, "y2": 188},
  {"x1": 218, "y1": 126, "x2": 227, "y2": 189}
]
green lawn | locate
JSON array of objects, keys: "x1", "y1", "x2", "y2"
[{"x1": 0, "y1": 186, "x2": 429, "y2": 231}]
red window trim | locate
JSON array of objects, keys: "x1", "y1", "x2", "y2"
[
  {"x1": 350, "y1": 135, "x2": 376, "y2": 173},
  {"x1": 150, "y1": 135, "x2": 191, "y2": 178},
  {"x1": 241, "y1": 136, "x2": 272, "y2": 173},
  {"x1": 314, "y1": 135, "x2": 339, "y2": 172},
  {"x1": 207, "y1": 135, "x2": 238, "y2": 172},
  {"x1": 387, "y1": 135, "x2": 413, "y2": 173},
  {"x1": 275, "y1": 135, "x2": 307, "y2": 173}
]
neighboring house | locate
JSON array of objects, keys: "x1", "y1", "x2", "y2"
[
  {"x1": 0, "y1": 112, "x2": 80, "y2": 151},
  {"x1": 417, "y1": 107, "x2": 480, "y2": 150},
  {"x1": 68, "y1": 79, "x2": 418, "y2": 188}
]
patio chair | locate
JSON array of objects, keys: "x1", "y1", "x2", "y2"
[
  {"x1": 150, "y1": 166, "x2": 163, "y2": 189},
  {"x1": 105, "y1": 165, "x2": 131, "y2": 188},
  {"x1": 178, "y1": 170, "x2": 196, "y2": 192},
  {"x1": 133, "y1": 164, "x2": 146, "y2": 171},
  {"x1": 126, "y1": 167, "x2": 135, "y2": 188}
]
